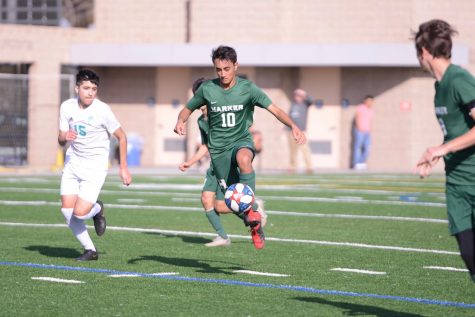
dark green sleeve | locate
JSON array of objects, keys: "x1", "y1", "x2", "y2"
[
  {"x1": 186, "y1": 86, "x2": 206, "y2": 111},
  {"x1": 453, "y1": 72, "x2": 475, "y2": 106},
  {"x1": 250, "y1": 83, "x2": 272, "y2": 109}
]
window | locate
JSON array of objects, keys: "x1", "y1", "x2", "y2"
[{"x1": 0, "y1": 0, "x2": 94, "y2": 27}]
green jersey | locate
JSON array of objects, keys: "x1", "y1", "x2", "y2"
[
  {"x1": 197, "y1": 114, "x2": 208, "y2": 145},
  {"x1": 435, "y1": 64, "x2": 475, "y2": 185},
  {"x1": 186, "y1": 77, "x2": 272, "y2": 155}
]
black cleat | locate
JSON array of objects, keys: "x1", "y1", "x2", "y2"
[
  {"x1": 93, "y1": 200, "x2": 106, "y2": 236},
  {"x1": 76, "y1": 249, "x2": 98, "y2": 261}
]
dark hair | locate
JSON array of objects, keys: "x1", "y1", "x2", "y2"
[
  {"x1": 364, "y1": 95, "x2": 374, "y2": 101},
  {"x1": 192, "y1": 77, "x2": 208, "y2": 94},
  {"x1": 211, "y1": 45, "x2": 237, "y2": 64},
  {"x1": 76, "y1": 69, "x2": 100, "y2": 86},
  {"x1": 414, "y1": 19, "x2": 457, "y2": 59}
]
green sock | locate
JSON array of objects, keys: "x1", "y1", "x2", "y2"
[
  {"x1": 205, "y1": 209, "x2": 227, "y2": 239},
  {"x1": 240, "y1": 171, "x2": 258, "y2": 210}
]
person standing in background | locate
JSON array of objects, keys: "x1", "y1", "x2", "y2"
[
  {"x1": 288, "y1": 88, "x2": 313, "y2": 174},
  {"x1": 352, "y1": 95, "x2": 375, "y2": 170}
]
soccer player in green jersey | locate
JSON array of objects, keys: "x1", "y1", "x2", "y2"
[
  {"x1": 414, "y1": 19, "x2": 475, "y2": 282},
  {"x1": 174, "y1": 46, "x2": 306, "y2": 249}
]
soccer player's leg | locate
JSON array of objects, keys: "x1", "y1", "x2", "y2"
[
  {"x1": 60, "y1": 168, "x2": 98, "y2": 260},
  {"x1": 235, "y1": 145, "x2": 265, "y2": 249},
  {"x1": 201, "y1": 169, "x2": 230, "y2": 247},
  {"x1": 447, "y1": 184, "x2": 475, "y2": 281},
  {"x1": 73, "y1": 170, "x2": 107, "y2": 236}
]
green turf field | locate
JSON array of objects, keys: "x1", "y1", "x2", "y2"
[{"x1": 0, "y1": 171, "x2": 474, "y2": 316}]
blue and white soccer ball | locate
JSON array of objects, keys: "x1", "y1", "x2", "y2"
[{"x1": 224, "y1": 183, "x2": 255, "y2": 213}]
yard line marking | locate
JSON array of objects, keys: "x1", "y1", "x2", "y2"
[
  {"x1": 0, "y1": 199, "x2": 447, "y2": 223},
  {"x1": 3, "y1": 262, "x2": 472, "y2": 309},
  {"x1": 31, "y1": 276, "x2": 84, "y2": 284},
  {"x1": 423, "y1": 266, "x2": 468, "y2": 272},
  {"x1": 331, "y1": 268, "x2": 387, "y2": 275},
  {"x1": 117, "y1": 198, "x2": 146, "y2": 203},
  {"x1": 0, "y1": 187, "x2": 446, "y2": 207},
  {"x1": 233, "y1": 270, "x2": 289, "y2": 277},
  {"x1": 0, "y1": 222, "x2": 459, "y2": 255},
  {"x1": 109, "y1": 272, "x2": 179, "y2": 277}
]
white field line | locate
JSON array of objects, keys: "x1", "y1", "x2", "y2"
[
  {"x1": 0, "y1": 199, "x2": 447, "y2": 224},
  {"x1": 0, "y1": 222, "x2": 459, "y2": 256},
  {"x1": 233, "y1": 270, "x2": 289, "y2": 277},
  {"x1": 0, "y1": 186, "x2": 446, "y2": 207},
  {"x1": 31, "y1": 276, "x2": 84, "y2": 284},
  {"x1": 330, "y1": 268, "x2": 387, "y2": 275},
  {"x1": 423, "y1": 266, "x2": 468, "y2": 272},
  {"x1": 108, "y1": 272, "x2": 179, "y2": 278}
]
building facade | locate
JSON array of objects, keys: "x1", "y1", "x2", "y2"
[{"x1": 0, "y1": 0, "x2": 473, "y2": 171}]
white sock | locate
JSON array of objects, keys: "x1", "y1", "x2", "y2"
[
  {"x1": 74, "y1": 202, "x2": 102, "y2": 220},
  {"x1": 61, "y1": 208, "x2": 96, "y2": 252}
]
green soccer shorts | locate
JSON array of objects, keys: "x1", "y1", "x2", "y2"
[
  {"x1": 446, "y1": 183, "x2": 475, "y2": 235},
  {"x1": 210, "y1": 141, "x2": 255, "y2": 201}
]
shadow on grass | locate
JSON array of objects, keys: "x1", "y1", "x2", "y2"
[
  {"x1": 24, "y1": 245, "x2": 81, "y2": 259},
  {"x1": 128, "y1": 255, "x2": 244, "y2": 275},
  {"x1": 294, "y1": 296, "x2": 425, "y2": 317},
  {"x1": 143, "y1": 232, "x2": 246, "y2": 246}
]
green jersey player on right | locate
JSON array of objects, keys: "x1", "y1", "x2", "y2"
[
  {"x1": 174, "y1": 46, "x2": 306, "y2": 249},
  {"x1": 415, "y1": 19, "x2": 475, "y2": 282}
]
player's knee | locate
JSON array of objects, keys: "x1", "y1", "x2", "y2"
[
  {"x1": 214, "y1": 200, "x2": 230, "y2": 213},
  {"x1": 201, "y1": 192, "x2": 214, "y2": 209}
]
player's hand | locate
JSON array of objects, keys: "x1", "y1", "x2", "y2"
[
  {"x1": 292, "y1": 127, "x2": 307, "y2": 145},
  {"x1": 119, "y1": 168, "x2": 132, "y2": 186},
  {"x1": 174, "y1": 121, "x2": 186, "y2": 136},
  {"x1": 65, "y1": 130, "x2": 78, "y2": 141},
  {"x1": 414, "y1": 146, "x2": 445, "y2": 178},
  {"x1": 179, "y1": 162, "x2": 191, "y2": 172}
]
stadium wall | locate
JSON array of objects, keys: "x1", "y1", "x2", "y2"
[{"x1": 0, "y1": 0, "x2": 473, "y2": 172}]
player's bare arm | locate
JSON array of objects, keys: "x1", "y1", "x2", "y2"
[
  {"x1": 416, "y1": 110, "x2": 475, "y2": 178},
  {"x1": 113, "y1": 127, "x2": 132, "y2": 186},
  {"x1": 174, "y1": 107, "x2": 193, "y2": 135},
  {"x1": 58, "y1": 129, "x2": 77, "y2": 146},
  {"x1": 267, "y1": 104, "x2": 307, "y2": 144},
  {"x1": 179, "y1": 144, "x2": 209, "y2": 171}
]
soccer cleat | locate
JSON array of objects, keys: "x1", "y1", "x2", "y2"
[
  {"x1": 245, "y1": 209, "x2": 265, "y2": 249},
  {"x1": 250, "y1": 223, "x2": 265, "y2": 249},
  {"x1": 255, "y1": 198, "x2": 268, "y2": 227},
  {"x1": 205, "y1": 236, "x2": 231, "y2": 247},
  {"x1": 93, "y1": 200, "x2": 106, "y2": 236},
  {"x1": 76, "y1": 249, "x2": 98, "y2": 261}
]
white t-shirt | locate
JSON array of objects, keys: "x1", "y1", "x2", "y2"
[{"x1": 59, "y1": 98, "x2": 120, "y2": 170}]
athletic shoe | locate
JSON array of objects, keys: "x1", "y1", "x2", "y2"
[
  {"x1": 250, "y1": 223, "x2": 265, "y2": 249},
  {"x1": 255, "y1": 198, "x2": 268, "y2": 227},
  {"x1": 245, "y1": 209, "x2": 265, "y2": 249},
  {"x1": 93, "y1": 200, "x2": 106, "y2": 236},
  {"x1": 205, "y1": 236, "x2": 231, "y2": 247},
  {"x1": 76, "y1": 249, "x2": 98, "y2": 261}
]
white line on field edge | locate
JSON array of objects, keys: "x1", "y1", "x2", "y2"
[
  {"x1": 0, "y1": 221, "x2": 459, "y2": 256},
  {"x1": 423, "y1": 266, "x2": 468, "y2": 272},
  {"x1": 233, "y1": 270, "x2": 289, "y2": 277},
  {"x1": 330, "y1": 268, "x2": 387, "y2": 275},
  {"x1": 31, "y1": 276, "x2": 84, "y2": 284}
]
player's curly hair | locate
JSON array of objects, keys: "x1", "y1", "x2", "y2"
[
  {"x1": 414, "y1": 19, "x2": 457, "y2": 59},
  {"x1": 211, "y1": 45, "x2": 237, "y2": 64},
  {"x1": 76, "y1": 69, "x2": 100, "y2": 86}
]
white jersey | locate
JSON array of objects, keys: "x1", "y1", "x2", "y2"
[{"x1": 59, "y1": 98, "x2": 120, "y2": 170}]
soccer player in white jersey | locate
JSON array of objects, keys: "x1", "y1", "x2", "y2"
[{"x1": 58, "y1": 69, "x2": 132, "y2": 261}]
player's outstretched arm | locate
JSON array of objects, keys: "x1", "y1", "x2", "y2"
[
  {"x1": 267, "y1": 104, "x2": 307, "y2": 144},
  {"x1": 113, "y1": 127, "x2": 132, "y2": 186},
  {"x1": 179, "y1": 144, "x2": 209, "y2": 171},
  {"x1": 174, "y1": 107, "x2": 193, "y2": 136}
]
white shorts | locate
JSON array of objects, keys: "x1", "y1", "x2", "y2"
[{"x1": 60, "y1": 161, "x2": 107, "y2": 203}]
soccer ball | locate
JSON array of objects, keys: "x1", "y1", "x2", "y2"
[{"x1": 224, "y1": 183, "x2": 255, "y2": 213}]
